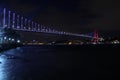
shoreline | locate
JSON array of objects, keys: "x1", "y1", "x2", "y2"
[
  {"x1": 0, "y1": 43, "x2": 22, "y2": 52},
  {"x1": 0, "y1": 43, "x2": 119, "y2": 53}
]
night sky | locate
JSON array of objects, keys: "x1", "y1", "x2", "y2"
[{"x1": 0, "y1": 0, "x2": 120, "y2": 37}]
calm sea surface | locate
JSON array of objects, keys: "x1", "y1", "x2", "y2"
[{"x1": 0, "y1": 45, "x2": 119, "y2": 80}]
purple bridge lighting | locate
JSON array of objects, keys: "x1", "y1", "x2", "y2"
[{"x1": 1, "y1": 8, "x2": 100, "y2": 44}]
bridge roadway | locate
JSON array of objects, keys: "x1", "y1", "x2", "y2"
[{"x1": 16, "y1": 30, "x2": 91, "y2": 43}]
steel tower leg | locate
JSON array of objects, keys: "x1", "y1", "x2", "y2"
[{"x1": 94, "y1": 30, "x2": 99, "y2": 44}]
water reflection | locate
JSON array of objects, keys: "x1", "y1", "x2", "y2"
[
  {"x1": 0, "y1": 45, "x2": 74, "y2": 80},
  {"x1": 0, "y1": 54, "x2": 8, "y2": 80},
  {"x1": 0, "y1": 47, "x2": 24, "y2": 80}
]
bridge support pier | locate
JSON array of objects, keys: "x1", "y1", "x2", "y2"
[{"x1": 94, "y1": 30, "x2": 99, "y2": 44}]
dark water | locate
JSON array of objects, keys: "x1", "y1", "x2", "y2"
[{"x1": 0, "y1": 45, "x2": 119, "y2": 80}]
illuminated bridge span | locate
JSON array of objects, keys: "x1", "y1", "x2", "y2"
[{"x1": 1, "y1": 8, "x2": 99, "y2": 43}]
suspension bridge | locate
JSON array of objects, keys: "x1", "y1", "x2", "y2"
[{"x1": 0, "y1": 8, "x2": 100, "y2": 44}]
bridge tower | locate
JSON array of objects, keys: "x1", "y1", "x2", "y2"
[
  {"x1": 94, "y1": 30, "x2": 99, "y2": 44},
  {"x1": 3, "y1": 8, "x2": 6, "y2": 28}
]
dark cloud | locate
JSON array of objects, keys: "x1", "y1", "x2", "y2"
[{"x1": 89, "y1": 0, "x2": 120, "y2": 31}]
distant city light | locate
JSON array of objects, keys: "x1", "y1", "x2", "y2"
[
  {"x1": 12, "y1": 39, "x2": 15, "y2": 41},
  {"x1": 17, "y1": 40, "x2": 20, "y2": 43},
  {"x1": 4, "y1": 37, "x2": 7, "y2": 39},
  {"x1": 8, "y1": 38, "x2": 11, "y2": 40}
]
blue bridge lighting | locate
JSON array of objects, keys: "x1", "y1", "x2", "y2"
[{"x1": 0, "y1": 8, "x2": 103, "y2": 44}]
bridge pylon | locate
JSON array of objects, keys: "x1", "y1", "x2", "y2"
[{"x1": 94, "y1": 30, "x2": 99, "y2": 44}]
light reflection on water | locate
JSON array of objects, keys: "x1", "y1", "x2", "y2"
[
  {"x1": 0, "y1": 46, "x2": 58, "y2": 80},
  {"x1": 0, "y1": 45, "x2": 101, "y2": 80},
  {"x1": 0, "y1": 55, "x2": 8, "y2": 80},
  {"x1": 0, "y1": 47, "x2": 24, "y2": 80},
  {"x1": 0, "y1": 46, "x2": 55, "y2": 80}
]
